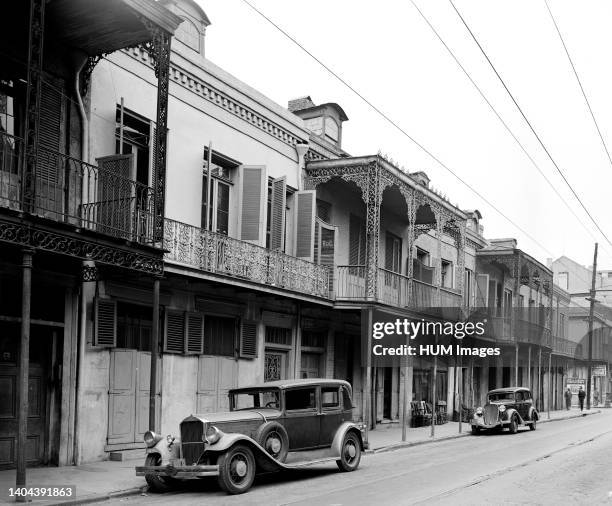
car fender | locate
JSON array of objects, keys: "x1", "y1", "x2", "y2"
[
  {"x1": 528, "y1": 406, "x2": 539, "y2": 421},
  {"x1": 146, "y1": 436, "x2": 181, "y2": 464},
  {"x1": 504, "y1": 408, "x2": 524, "y2": 425},
  {"x1": 207, "y1": 433, "x2": 285, "y2": 472},
  {"x1": 331, "y1": 422, "x2": 365, "y2": 456}
]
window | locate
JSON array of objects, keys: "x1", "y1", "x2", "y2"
[
  {"x1": 115, "y1": 106, "x2": 151, "y2": 185},
  {"x1": 204, "y1": 316, "x2": 235, "y2": 357},
  {"x1": 349, "y1": 214, "x2": 366, "y2": 274},
  {"x1": 202, "y1": 149, "x2": 237, "y2": 234},
  {"x1": 266, "y1": 179, "x2": 289, "y2": 249},
  {"x1": 342, "y1": 387, "x2": 353, "y2": 410},
  {"x1": 441, "y1": 259, "x2": 453, "y2": 288},
  {"x1": 464, "y1": 269, "x2": 474, "y2": 307},
  {"x1": 176, "y1": 18, "x2": 200, "y2": 52},
  {"x1": 316, "y1": 199, "x2": 331, "y2": 222},
  {"x1": 321, "y1": 387, "x2": 340, "y2": 409},
  {"x1": 413, "y1": 249, "x2": 434, "y2": 284},
  {"x1": 304, "y1": 117, "x2": 323, "y2": 136},
  {"x1": 285, "y1": 388, "x2": 316, "y2": 411},
  {"x1": 559, "y1": 313, "x2": 566, "y2": 338},
  {"x1": 265, "y1": 326, "x2": 292, "y2": 346},
  {"x1": 0, "y1": 80, "x2": 20, "y2": 176},
  {"x1": 504, "y1": 289, "x2": 513, "y2": 318},
  {"x1": 117, "y1": 302, "x2": 152, "y2": 351},
  {"x1": 557, "y1": 272, "x2": 568, "y2": 290},
  {"x1": 324, "y1": 117, "x2": 339, "y2": 142}
]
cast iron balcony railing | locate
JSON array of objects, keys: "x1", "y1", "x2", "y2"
[
  {"x1": 0, "y1": 132, "x2": 155, "y2": 244},
  {"x1": 164, "y1": 218, "x2": 331, "y2": 299}
]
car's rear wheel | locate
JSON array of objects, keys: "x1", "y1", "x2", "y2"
[
  {"x1": 217, "y1": 444, "x2": 256, "y2": 495},
  {"x1": 254, "y1": 421, "x2": 289, "y2": 463},
  {"x1": 336, "y1": 431, "x2": 361, "y2": 472},
  {"x1": 471, "y1": 426, "x2": 480, "y2": 435},
  {"x1": 530, "y1": 415, "x2": 537, "y2": 431},
  {"x1": 144, "y1": 454, "x2": 180, "y2": 493},
  {"x1": 508, "y1": 416, "x2": 518, "y2": 434}
]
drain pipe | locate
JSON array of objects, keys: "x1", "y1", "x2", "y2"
[{"x1": 74, "y1": 57, "x2": 89, "y2": 466}]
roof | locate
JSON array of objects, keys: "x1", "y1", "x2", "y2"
[
  {"x1": 230, "y1": 378, "x2": 351, "y2": 391},
  {"x1": 487, "y1": 387, "x2": 530, "y2": 394}
]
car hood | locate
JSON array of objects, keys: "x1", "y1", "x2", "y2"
[
  {"x1": 182, "y1": 409, "x2": 281, "y2": 425},
  {"x1": 486, "y1": 401, "x2": 516, "y2": 407}
]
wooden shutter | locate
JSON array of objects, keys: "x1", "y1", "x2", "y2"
[
  {"x1": 93, "y1": 298, "x2": 117, "y2": 347},
  {"x1": 349, "y1": 214, "x2": 366, "y2": 266},
  {"x1": 294, "y1": 190, "x2": 316, "y2": 260},
  {"x1": 186, "y1": 312, "x2": 204, "y2": 354},
  {"x1": 164, "y1": 309, "x2": 185, "y2": 353},
  {"x1": 239, "y1": 165, "x2": 267, "y2": 244},
  {"x1": 239, "y1": 321, "x2": 258, "y2": 358},
  {"x1": 269, "y1": 176, "x2": 286, "y2": 250},
  {"x1": 318, "y1": 220, "x2": 337, "y2": 293},
  {"x1": 476, "y1": 274, "x2": 489, "y2": 307}
]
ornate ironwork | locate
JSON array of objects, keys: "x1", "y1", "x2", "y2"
[
  {"x1": 0, "y1": 219, "x2": 163, "y2": 275},
  {"x1": 81, "y1": 264, "x2": 99, "y2": 282},
  {"x1": 23, "y1": 0, "x2": 46, "y2": 213},
  {"x1": 80, "y1": 53, "x2": 111, "y2": 97},
  {"x1": 164, "y1": 218, "x2": 330, "y2": 298},
  {"x1": 364, "y1": 162, "x2": 381, "y2": 298}
]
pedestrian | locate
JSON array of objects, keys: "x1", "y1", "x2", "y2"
[
  {"x1": 564, "y1": 387, "x2": 572, "y2": 410},
  {"x1": 593, "y1": 389, "x2": 600, "y2": 407},
  {"x1": 578, "y1": 386, "x2": 586, "y2": 411}
]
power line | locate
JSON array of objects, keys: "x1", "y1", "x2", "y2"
[
  {"x1": 448, "y1": 0, "x2": 612, "y2": 252},
  {"x1": 238, "y1": 0, "x2": 606, "y2": 266},
  {"x1": 408, "y1": 0, "x2": 602, "y2": 251},
  {"x1": 544, "y1": 0, "x2": 612, "y2": 171}
]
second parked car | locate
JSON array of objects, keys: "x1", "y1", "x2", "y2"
[{"x1": 471, "y1": 387, "x2": 538, "y2": 434}]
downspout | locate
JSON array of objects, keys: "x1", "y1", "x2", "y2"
[{"x1": 74, "y1": 57, "x2": 89, "y2": 466}]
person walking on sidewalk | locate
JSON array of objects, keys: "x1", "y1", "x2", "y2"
[
  {"x1": 578, "y1": 386, "x2": 586, "y2": 411},
  {"x1": 564, "y1": 387, "x2": 572, "y2": 410}
]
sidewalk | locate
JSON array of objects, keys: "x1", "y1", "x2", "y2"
[{"x1": 0, "y1": 408, "x2": 601, "y2": 505}]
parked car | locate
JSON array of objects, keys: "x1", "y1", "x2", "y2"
[
  {"x1": 136, "y1": 378, "x2": 364, "y2": 494},
  {"x1": 471, "y1": 387, "x2": 538, "y2": 435}
]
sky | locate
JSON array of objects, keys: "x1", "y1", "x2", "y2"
[{"x1": 196, "y1": 0, "x2": 612, "y2": 270}]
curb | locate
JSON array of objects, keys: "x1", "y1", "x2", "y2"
[
  {"x1": 44, "y1": 486, "x2": 147, "y2": 506},
  {"x1": 365, "y1": 409, "x2": 601, "y2": 455}
]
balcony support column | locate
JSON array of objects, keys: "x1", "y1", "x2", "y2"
[
  {"x1": 149, "y1": 276, "x2": 161, "y2": 432},
  {"x1": 405, "y1": 195, "x2": 416, "y2": 305},
  {"x1": 23, "y1": 0, "x2": 46, "y2": 213},
  {"x1": 364, "y1": 163, "x2": 381, "y2": 301}
]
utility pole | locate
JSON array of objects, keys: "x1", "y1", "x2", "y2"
[{"x1": 586, "y1": 243, "x2": 598, "y2": 411}]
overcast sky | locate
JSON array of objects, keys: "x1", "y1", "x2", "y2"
[{"x1": 198, "y1": 0, "x2": 612, "y2": 271}]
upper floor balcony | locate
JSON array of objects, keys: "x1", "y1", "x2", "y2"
[{"x1": 0, "y1": 132, "x2": 156, "y2": 245}]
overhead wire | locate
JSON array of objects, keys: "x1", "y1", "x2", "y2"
[{"x1": 448, "y1": 0, "x2": 612, "y2": 253}]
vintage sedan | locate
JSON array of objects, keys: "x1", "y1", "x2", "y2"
[
  {"x1": 471, "y1": 387, "x2": 538, "y2": 435},
  {"x1": 136, "y1": 379, "x2": 364, "y2": 494}
]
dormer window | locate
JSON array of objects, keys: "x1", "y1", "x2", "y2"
[
  {"x1": 304, "y1": 117, "x2": 323, "y2": 136},
  {"x1": 176, "y1": 17, "x2": 200, "y2": 52},
  {"x1": 324, "y1": 117, "x2": 338, "y2": 143}
]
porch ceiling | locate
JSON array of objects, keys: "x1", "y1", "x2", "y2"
[{"x1": 47, "y1": 0, "x2": 183, "y2": 56}]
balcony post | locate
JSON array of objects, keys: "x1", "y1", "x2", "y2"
[
  {"x1": 406, "y1": 195, "x2": 416, "y2": 306},
  {"x1": 364, "y1": 162, "x2": 381, "y2": 301},
  {"x1": 22, "y1": 0, "x2": 46, "y2": 213},
  {"x1": 149, "y1": 276, "x2": 161, "y2": 431}
]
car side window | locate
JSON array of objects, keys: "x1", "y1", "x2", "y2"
[
  {"x1": 515, "y1": 392, "x2": 524, "y2": 402},
  {"x1": 523, "y1": 391, "x2": 531, "y2": 401},
  {"x1": 342, "y1": 387, "x2": 353, "y2": 410},
  {"x1": 285, "y1": 387, "x2": 317, "y2": 411},
  {"x1": 321, "y1": 387, "x2": 340, "y2": 410}
]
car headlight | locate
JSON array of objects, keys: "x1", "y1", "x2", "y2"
[
  {"x1": 144, "y1": 431, "x2": 162, "y2": 448},
  {"x1": 475, "y1": 407, "x2": 483, "y2": 415},
  {"x1": 203, "y1": 425, "x2": 222, "y2": 445},
  {"x1": 498, "y1": 404, "x2": 506, "y2": 413}
]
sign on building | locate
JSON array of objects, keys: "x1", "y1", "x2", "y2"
[{"x1": 592, "y1": 365, "x2": 607, "y2": 377}]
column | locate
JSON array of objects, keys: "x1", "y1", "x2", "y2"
[
  {"x1": 364, "y1": 165, "x2": 381, "y2": 301},
  {"x1": 16, "y1": 249, "x2": 34, "y2": 494}
]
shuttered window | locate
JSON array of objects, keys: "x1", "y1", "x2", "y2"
[
  {"x1": 385, "y1": 233, "x2": 401, "y2": 273},
  {"x1": 204, "y1": 315, "x2": 235, "y2": 357},
  {"x1": 186, "y1": 312, "x2": 204, "y2": 354},
  {"x1": 240, "y1": 165, "x2": 267, "y2": 244},
  {"x1": 294, "y1": 190, "x2": 316, "y2": 260},
  {"x1": 476, "y1": 274, "x2": 489, "y2": 308},
  {"x1": 349, "y1": 214, "x2": 366, "y2": 276},
  {"x1": 164, "y1": 309, "x2": 185, "y2": 353},
  {"x1": 269, "y1": 176, "x2": 286, "y2": 250},
  {"x1": 240, "y1": 321, "x2": 258, "y2": 358},
  {"x1": 94, "y1": 298, "x2": 117, "y2": 347}
]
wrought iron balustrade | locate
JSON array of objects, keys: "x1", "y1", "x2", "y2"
[
  {"x1": 0, "y1": 132, "x2": 155, "y2": 244},
  {"x1": 552, "y1": 336, "x2": 578, "y2": 357},
  {"x1": 163, "y1": 218, "x2": 330, "y2": 298},
  {"x1": 377, "y1": 268, "x2": 410, "y2": 307},
  {"x1": 440, "y1": 286, "x2": 462, "y2": 308},
  {"x1": 411, "y1": 279, "x2": 436, "y2": 309},
  {"x1": 336, "y1": 265, "x2": 367, "y2": 300},
  {"x1": 490, "y1": 316, "x2": 513, "y2": 342}
]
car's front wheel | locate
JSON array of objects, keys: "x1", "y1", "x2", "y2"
[
  {"x1": 508, "y1": 416, "x2": 519, "y2": 434},
  {"x1": 471, "y1": 426, "x2": 480, "y2": 435},
  {"x1": 530, "y1": 415, "x2": 537, "y2": 431},
  {"x1": 254, "y1": 421, "x2": 289, "y2": 462},
  {"x1": 217, "y1": 444, "x2": 256, "y2": 495},
  {"x1": 336, "y1": 431, "x2": 361, "y2": 472},
  {"x1": 144, "y1": 454, "x2": 180, "y2": 493}
]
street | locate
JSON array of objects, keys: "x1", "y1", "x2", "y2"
[{"x1": 103, "y1": 410, "x2": 612, "y2": 506}]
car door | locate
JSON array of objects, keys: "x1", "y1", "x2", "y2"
[
  {"x1": 513, "y1": 391, "x2": 525, "y2": 419},
  {"x1": 319, "y1": 386, "x2": 343, "y2": 447},
  {"x1": 522, "y1": 390, "x2": 533, "y2": 419},
  {"x1": 282, "y1": 386, "x2": 320, "y2": 450}
]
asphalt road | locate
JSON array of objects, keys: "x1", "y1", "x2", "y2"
[{"x1": 104, "y1": 411, "x2": 612, "y2": 506}]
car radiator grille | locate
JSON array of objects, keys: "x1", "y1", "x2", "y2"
[
  {"x1": 483, "y1": 404, "x2": 499, "y2": 425},
  {"x1": 180, "y1": 420, "x2": 205, "y2": 465}
]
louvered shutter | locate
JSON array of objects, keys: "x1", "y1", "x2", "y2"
[
  {"x1": 95, "y1": 154, "x2": 136, "y2": 240},
  {"x1": 269, "y1": 176, "x2": 286, "y2": 250},
  {"x1": 93, "y1": 298, "x2": 117, "y2": 347},
  {"x1": 319, "y1": 221, "x2": 337, "y2": 293},
  {"x1": 186, "y1": 312, "x2": 204, "y2": 354},
  {"x1": 164, "y1": 309, "x2": 185, "y2": 353},
  {"x1": 294, "y1": 190, "x2": 316, "y2": 261},
  {"x1": 476, "y1": 274, "x2": 489, "y2": 307},
  {"x1": 385, "y1": 234, "x2": 394, "y2": 271},
  {"x1": 239, "y1": 165, "x2": 267, "y2": 245},
  {"x1": 239, "y1": 321, "x2": 258, "y2": 358},
  {"x1": 349, "y1": 214, "x2": 361, "y2": 266}
]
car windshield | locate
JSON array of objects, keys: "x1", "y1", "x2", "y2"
[
  {"x1": 488, "y1": 392, "x2": 515, "y2": 403},
  {"x1": 231, "y1": 390, "x2": 280, "y2": 410}
]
